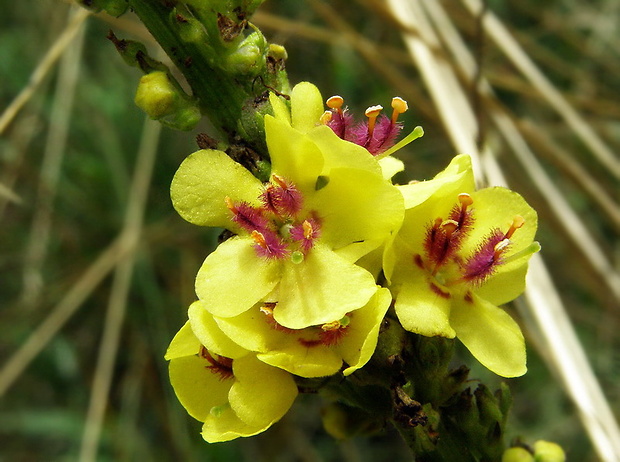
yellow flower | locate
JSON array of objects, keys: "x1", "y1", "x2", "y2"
[
  {"x1": 171, "y1": 110, "x2": 403, "y2": 329},
  {"x1": 188, "y1": 289, "x2": 391, "y2": 378},
  {"x1": 165, "y1": 320, "x2": 298, "y2": 442},
  {"x1": 385, "y1": 155, "x2": 540, "y2": 377}
]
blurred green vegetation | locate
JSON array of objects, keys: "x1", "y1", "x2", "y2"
[{"x1": 1, "y1": 0, "x2": 618, "y2": 460}]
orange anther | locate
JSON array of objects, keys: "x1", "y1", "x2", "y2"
[
  {"x1": 390, "y1": 97, "x2": 408, "y2": 123},
  {"x1": 271, "y1": 173, "x2": 288, "y2": 189},
  {"x1": 326, "y1": 95, "x2": 344, "y2": 112},
  {"x1": 365, "y1": 105, "x2": 383, "y2": 137},
  {"x1": 505, "y1": 215, "x2": 525, "y2": 239},
  {"x1": 441, "y1": 219, "x2": 459, "y2": 237},
  {"x1": 302, "y1": 220, "x2": 314, "y2": 240},
  {"x1": 251, "y1": 230, "x2": 268, "y2": 249},
  {"x1": 319, "y1": 110, "x2": 333, "y2": 125}
]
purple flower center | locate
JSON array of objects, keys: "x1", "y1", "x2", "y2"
[
  {"x1": 226, "y1": 175, "x2": 322, "y2": 260},
  {"x1": 321, "y1": 96, "x2": 408, "y2": 155},
  {"x1": 414, "y1": 194, "x2": 525, "y2": 293}
]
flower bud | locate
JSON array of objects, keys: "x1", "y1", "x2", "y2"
[
  {"x1": 502, "y1": 447, "x2": 534, "y2": 462},
  {"x1": 135, "y1": 71, "x2": 177, "y2": 118},
  {"x1": 134, "y1": 71, "x2": 200, "y2": 130},
  {"x1": 533, "y1": 440, "x2": 566, "y2": 462},
  {"x1": 224, "y1": 30, "x2": 267, "y2": 76},
  {"x1": 176, "y1": 14, "x2": 207, "y2": 44}
]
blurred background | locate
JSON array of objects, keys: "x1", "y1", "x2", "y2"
[{"x1": 1, "y1": 0, "x2": 618, "y2": 460}]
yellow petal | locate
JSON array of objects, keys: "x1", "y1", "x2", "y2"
[{"x1": 450, "y1": 293, "x2": 526, "y2": 378}]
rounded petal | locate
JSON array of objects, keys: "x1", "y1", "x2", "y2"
[
  {"x1": 201, "y1": 406, "x2": 267, "y2": 443},
  {"x1": 195, "y1": 237, "x2": 280, "y2": 318},
  {"x1": 269, "y1": 91, "x2": 291, "y2": 124},
  {"x1": 475, "y1": 259, "x2": 530, "y2": 306},
  {"x1": 339, "y1": 287, "x2": 392, "y2": 375},
  {"x1": 171, "y1": 149, "x2": 263, "y2": 230},
  {"x1": 228, "y1": 355, "x2": 298, "y2": 427},
  {"x1": 188, "y1": 301, "x2": 248, "y2": 359},
  {"x1": 274, "y1": 244, "x2": 377, "y2": 329},
  {"x1": 378, "y1": 155, "x2": 405, "y2": 180},
  {"x1": 311, "y1": 168, "x2": 404, "y2": 250},
  {"x1": 383, "y1": 233, "x2": 416, "y2": 286},
  {"x1": 265, "y1": 115, "x2": 324, "y2": 195},
  {"x1": 290, "y1": 82, "x2": 324, "y2": 133},
  {"x1": 169, "y1": 355, "x2": 232, "y2": 422},
  {"x1": 394, "y1": 270, "x2": 456, "y2": 338},
  {"x1": 258, "y1": 344, "x2": 342, "y2": 378},
  {"x1": 165, "y1": 321, "x2": 202, "y2": 360},
  {"x1": 216, "y1": 306, "x2": 347, "y2": 377},
  {"x1": 214, "y1": 306, "x2": 286, "y2": 353},
  {"x1": 307, "y1": 125, "x2": 381, "y2": 174},
  {"x1": 397, "y1": 154, "x2": 474, "y2": 209},
  {"x1": 450, "y1": 294, "x2": 526, "y2": 377}
]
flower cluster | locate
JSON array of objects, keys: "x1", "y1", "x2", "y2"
[{"x1": 166, "y1": 82, "x2": 539, "y2": 442}]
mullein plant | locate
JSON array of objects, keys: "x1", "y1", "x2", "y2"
[{"x1": 80, "y1": 0, "x2": 565, "y2": 459}]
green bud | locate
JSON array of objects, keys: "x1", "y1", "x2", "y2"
[
  {"x1": 135, "y1": 71, "x2": 177, "y2": 118},
  {"x1": 176, "y1": 14, "x2": 207, "y2": 44},
  {"x1": 496, "y1": 382, "x2": 513, "y2": 423},
  {"x1": 502, "y1": 447, "x2": 534, "y2": 462},
  {"x1": 134, "y1": 71, "x2": 201, "y2": 130},
  {"x1": 107, "y1": 32, "x2": 168, "y2": 73},
  {"x1": 475, "y1": 384, "x2": 503, "y2": 430},
  {"x1": 268, "y1": 43, "x2": 288, "y2": 61},
  {"x1": 224, "y1": 30, "x2": 267, "y2": 75},
  {"x1": 533, "y1": 440, "x2": 566, "y2": 462}
]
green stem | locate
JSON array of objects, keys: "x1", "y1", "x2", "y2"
[{"x1": 127, "y1": 0, "x2": 288, "y2": 150}]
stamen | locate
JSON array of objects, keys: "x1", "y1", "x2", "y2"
[
  {"x1": 250, "y1": 230, "x2": 290, "y2": 259},
  {"x1": 225, "y1": 197, "x2": 268, "y2": 232},
  {"x1": 251, "y1": 230, "x2": 268, "y2": 250},
  {"x1": 290, "y1": 217, "x2": 321, "y2": 254},
  {"x1": 271, "y1": 173, "x2": 288, "y2": 189},
  {"x1": 319, "y1": 316, "x2": 350, "y2": 346},
  {"x1": 441, "y1": 219, "x2": 459, "y2": 237},
  {"x1": 320, "y1": 110, "x2": 333, "y2": 125},
  {"x1": 365, "y1": 105, "x2": 383, "y2": 138},
  {"x1": 260, "y1": 302, "x2": 294, "y2": 332},
  {"x1": 302, "y1": 220, "x2": 314, "y2": 240},
  {"x1": 260, "y1": 175, "x2": 304, "y2": 216},
  {"x1": 199, "y1": 346, "x2": 234, "y2": 380},
  {"x1": 493, "y1": 238, "x2": 511, "y2": 259},
  {"x1": 448, "y1": 193, "x2": 475, "y2": 231},
  {"x1": 224, "y1": 196, "x2": 236, "y2": 213},
  {"x1": 321, "y1": 320, "x2": 341, "y2": 331},
  {"x1": 390, "y1": 97, "x2": 408, "y2": 124},
  {"x1": 259, "y1": 302, "x2": 277, "y2": 316},
  {"x1": 460, "y1": 230, "x2": 506, "y2": 285},
  {"x1": 505, "y1": 215, "x2": 525, "y2": 239},
  {"x1": 326, "y1": 95, "x2": 344, "y2": 114},
  {"x1": 458, "y1": 193, "x2": 473, "y2": 213}
]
